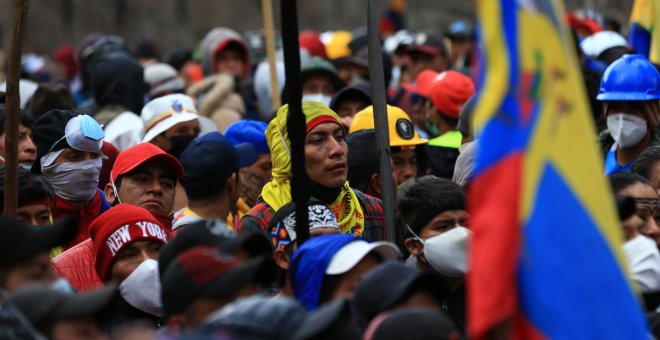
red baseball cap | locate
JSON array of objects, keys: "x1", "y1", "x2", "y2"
[
  {"x1": 110, "y1": 143, "x2": 184, "y2": 184},
  {"x1": 401, "y1": 69, "x2": 439, "y2": 97},
  {"x1": 428, "y1": 71, "x2": 475, "y2": 119},
  {"x1": 299, "y1": 30, "x2": 328, "y2": 59}
]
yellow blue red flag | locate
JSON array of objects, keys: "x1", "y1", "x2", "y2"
[
  {"x1": 629, "y1": 0, "x2": 660, "y2": 63},
  {"x1": 468, "y1": 0, "x2": 648, "y2": 338}
]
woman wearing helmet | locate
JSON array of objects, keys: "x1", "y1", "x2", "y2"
[
  {"x1": 598, "y1": 54, "x2": 660, "y2": 175},
  {"x1": 236, "y1": 101, "x2": 385, "y2": 241}
]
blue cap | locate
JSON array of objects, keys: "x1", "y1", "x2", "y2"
[
  {"x1": 224, "y1": 120, "x2": 270, "y2": 155},
  {"x1": 179, "y1": 132, "x2": 257, "y2": 189},
  {"x1": 597, "y1": 54, "x2": 660, "y2": 101}
]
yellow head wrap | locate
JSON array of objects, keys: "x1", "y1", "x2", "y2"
[{"x1": 261, "y1": 101, "x2": 364, "y2": 236}]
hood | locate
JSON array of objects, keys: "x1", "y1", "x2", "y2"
[
  {"x1": 289, "y1": 234, "x2": 360, "y2": 311},
  {"x1": 89, "y1": 52, "x2": 144, "y2": 114},
  {"x1": 199, "y1": 27, "x2": 249, "y2": 78}
]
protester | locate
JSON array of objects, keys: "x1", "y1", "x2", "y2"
[
  {"x1": 350, "y1": 104, "x2": 428, "y2": 184},
  {"x1": 27, "y1": 83, "x2": 76, "y2": 120},
  {"x1": 423, "y1": 70, "x2": 476, "y2": 179},
  {"x1": 88, "y1": 50, "x2": 144, "y2": 150},
  {"x1": 289, "y1": 234, "x2": 399, "y2": 311},
  {"x1": 173, "y1": 131, "x2": 257, "y2": 231},
  {"x1": 405, "y1": 33, "x2": 449, "y2": 79},
  {"x1": 329, "y1": 83, "x2": 372, "y2": 129},
  {"x1": 160, "y1": 246, "x2": 270, "y2": 332},
  {"x1": 6, "y1": 284, "x2": 117, "y2": 340},
  {"x1": 292, "y1": 298, "x2": 361, "y2": 340},
  {"x1": 104, "y1": 142, "x2": 183, "y2": 224},
  {"x1": 196, "y1": 295, "x2": 307, "y2": 339},
  {"x1": 188, "y1": 27, "x2": 249, "y2": 131},
  {"x1": 444, "y1": 20, "x2": 474, "y2": 74},
  {"x1": 598, "y1": 54, "x2": 660, "y2": 175},
  {"x1": 89, "y1": 203, "x2": 169, "y2": 332},
  {"x1": 346, "y1": 130, "x2": 390, "y2": 199},
  {"x1": 0, "y1": 167, "x2": 54, "y2": 227},
  {"x1": 351, "y1": 262, "x2": 446, "y2": 327},
  {"x1": 224, "y1": 120, "x2": 272, "y2": 224},
  {"x1": 0, "y1": 216, "x2": 75, "y2": 293},
  {"x1": 633, "y1": 145, "x2": 660, "y2": 190},
  {"x1": 299, "y1": 57, "x2": 347, "y2": 106},
  {"x1": 238, "y1": 101, "x2": 386, "y2": 241},
  {"x1": 609, "y1": 172, "x2": 660, "y2": 248},
  {"x1": 31, "y1": 110, "x2": 110, "y2": 249},
  {"x1": 141, "y1": 93, "x2": 201, "y2": 159},
  {"x1": 398, "y1": 177, "x2": 469, "y2": 329},
  {"x1": 0, "y1": 105, "x2": 36, "y2": 167},
  {"x1": 269, "y1": 200, "x2": 341, "y2": 296},
  {"x1": 364, "y1": 308, "x2": 459, "y2": 340},
  {"x1": 143, "y1": 63, "x2": 186, "y2": 100}
]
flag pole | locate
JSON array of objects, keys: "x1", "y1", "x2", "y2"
[
  {"x1": 367, "y1": 0, "x2": 397, "y2": 242},
  {"x1": 281, "y1": 0, "x2": 310, "y2": 244},
  {"x1": 261, "y1": 0, "x2": 280, "y2": 115},
  {"x1": 4, "y1": 0, "x2": 30, "y2": 216}
]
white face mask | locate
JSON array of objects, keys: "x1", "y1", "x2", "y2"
[
  {"x1": 42, "y1": 158, "x2": 102, "y2": 204},
  {"x1": 623, "y1": 235, "x2": 660, "y2": 293},
  {"x1": 408, "y1": 225, "x2": 471, "y2": 279},
  {"x1": 607, "y1": 113, "x2": 648, "y2": 149},
  {"x1": 302, "y1": 93, "x2": 332, "y2": 106},
  {"x1": 119, "y1": 259, "x2": 163, "y2": 317}
]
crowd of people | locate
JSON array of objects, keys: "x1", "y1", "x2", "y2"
[{"x1": 0, "y1": 6, "x2": 659, "y2": 339}]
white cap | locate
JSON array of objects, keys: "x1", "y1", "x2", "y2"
[
  {"x1": 0, "y1": 79, "x2": 38, "y2": 109},
  {"x1": 144, "y1": 63, "x2": 185, "y2": 98},
  {"x1": 580, "y1": 31, "x2": 628, "y2": 58},
  {"x1": 141, "y1": 94, "x2": 199, "y2": 142},
  {"x1": 325, "y1": 240, "x2": 400, "y2": 275}
]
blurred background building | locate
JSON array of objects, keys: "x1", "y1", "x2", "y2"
[{"x1": 0, "y1": 0, "x2": 635, "y2": 55}]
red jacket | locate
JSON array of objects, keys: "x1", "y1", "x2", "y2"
[
  {"x1": 53, "y1": 189, "x2": 110, "y2": 250},
  {"x1": 51, "y1": 238, "x2": 103, "y2": 292}
]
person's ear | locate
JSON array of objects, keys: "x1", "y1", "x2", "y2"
[
  {"x1": 104, "y1": 183, "x2": 116, "y2": 205},
  {"x1": 404, "y1": 237, "x2": 424, "y2": 257},
  {"x1": 368, "y1": 173, "x2": 382, "y2": 197},
  {"x1": 226, "y1": 173, "x2": 237, "y2": 194},
  {"x1": 272, "y1": 249, "x2": 290, "y2": 270}
]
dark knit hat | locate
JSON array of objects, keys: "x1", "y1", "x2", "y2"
[{"x1": 30, "y1": 109, "x2": 77, "y2": 173}]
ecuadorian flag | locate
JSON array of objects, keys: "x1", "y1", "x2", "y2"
[
  {"x1": 629, "y1": 0, "x2": 660, "y2": 63},
  {"x1": 468, "y1": 1, "x2": 648, "y2": 339}
]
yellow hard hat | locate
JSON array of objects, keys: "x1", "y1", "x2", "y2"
[
  {"x1": 349, "y1": 105, "x2": 428, "y2": 148},
  {"x1": 325, "y1": 31, "x2": 352, "y2": 60}
]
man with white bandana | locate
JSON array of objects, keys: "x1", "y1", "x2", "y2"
[{"x1": 30, "y1": 109, "x2": 110, "y2": 250}]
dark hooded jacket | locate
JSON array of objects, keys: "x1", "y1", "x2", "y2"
[{"x1": 88, "y1": 52, "x2": 144, "y2": 125}]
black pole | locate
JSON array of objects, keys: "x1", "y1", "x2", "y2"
[
  {"x1": 281, "y1": 0, "x2": 310, "y2": 244},
  {"x1": 368, "y1": 0, "x2": 397, "y2": 242}
]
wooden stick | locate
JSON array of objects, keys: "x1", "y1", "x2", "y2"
[
  {"x1": 261, "y1": 0, "x2": 281, "y2": 115},
  {"x1": 4, "y1": 0, "x2": 30, "y2": 216}
]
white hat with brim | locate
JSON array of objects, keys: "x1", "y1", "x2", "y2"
[
  {"x1": 325, "y1": 240, "x2": 400, "y2": 275},
  {"x1": 141, "y1": 94, "x2": 199, "y2": 142}
]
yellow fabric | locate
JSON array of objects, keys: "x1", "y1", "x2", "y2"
[
  {"x1": 261, "y1": 101, "x2": 364, "y2": 236},
  {"x1": 227, "y1": 197, "x2": 251, "y2": 229}
]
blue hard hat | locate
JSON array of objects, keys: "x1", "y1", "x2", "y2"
[{"x1": 597, "y1": 54, "x2": 660, "y2": 101}]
